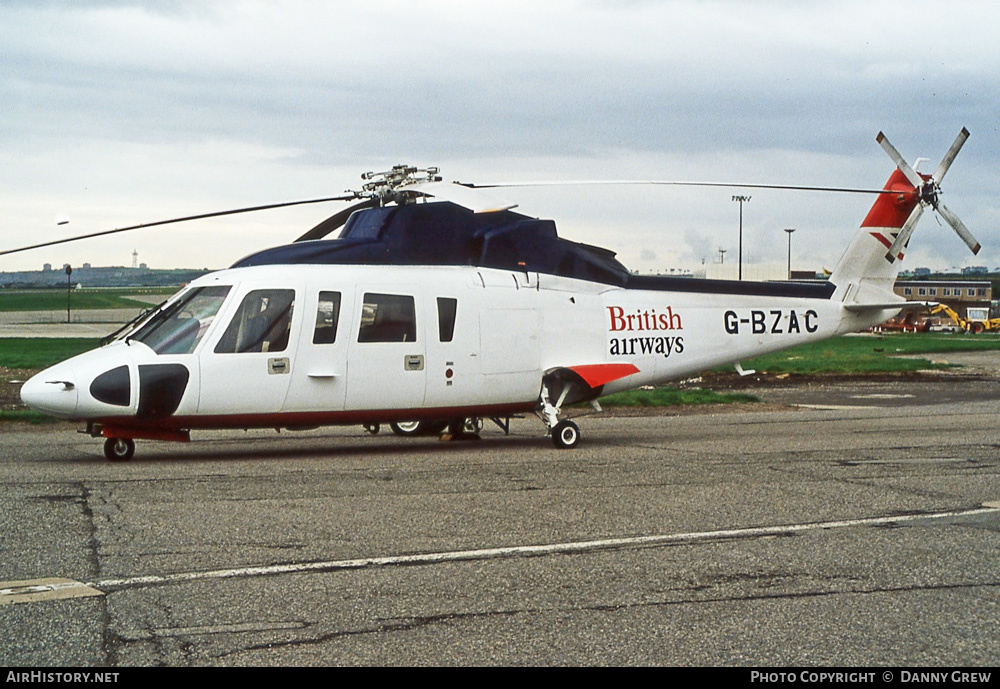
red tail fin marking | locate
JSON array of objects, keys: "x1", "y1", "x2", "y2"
[{"x1": 860, "y1": 168, "x2": 922, "y2": 229}]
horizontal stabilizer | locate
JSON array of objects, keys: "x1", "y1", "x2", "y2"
[{"x1": 843, "y1": 300, "x2": 935, "y2": 313}]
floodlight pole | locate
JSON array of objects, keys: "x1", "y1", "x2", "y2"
[
  {"x1": 784, "y1": 228, "x2": 795, "y2": 280},
  {"x1": 732, "y1": 195, "x2": 751, "y2": 280},
  {"x1": 65, "y1": 265, "x2": 72, "y2": 323}
]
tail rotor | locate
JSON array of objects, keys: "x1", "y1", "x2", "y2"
[{"x1": 878, "y1": 127, "x2": 978, "y2": 262}]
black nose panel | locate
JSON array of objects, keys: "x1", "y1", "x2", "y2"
[
  {"x1": 90, "y1": 366, "x2": 131, "y2": 407},
  {"x1": 137, "y1": 364, "x2": 190, "y2": 418}
]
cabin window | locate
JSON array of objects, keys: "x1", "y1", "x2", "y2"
[
  {"x1": 358, "y1": 293, "x2": 416, "y2": 343},
  {"x1": 132, "y1": 285, "x2": 231, "y2": 355},
  {"x1": 215, "y1": 289, "x2": 295, "y2": 353},
  {"x1": 313, "y1": 291, "x2": 342, "y2": 344},
  {"x1": 437, "y1": 297, "x2": 458, "y2": 342}
]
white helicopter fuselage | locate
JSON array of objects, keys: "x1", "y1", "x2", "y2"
[
  {"x1": 20, "y1": 261, "x2": 880, "y2": 440},
  {"x1": 21, "y1": 128, "x2": 976, "y2": 458}
]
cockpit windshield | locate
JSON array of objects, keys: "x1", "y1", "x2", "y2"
[{"x1": 130, "y1": 285, "x2": 232, "y2": 354}]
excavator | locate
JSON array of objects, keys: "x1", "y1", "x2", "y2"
[{"x1": 929, "y1": 304, "x2": 1000, "y2": 334}]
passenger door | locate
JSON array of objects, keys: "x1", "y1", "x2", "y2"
[
  {"x1": 284, "y1": 288, "x2": 353, "y2": 413},
  {"x1": 344, "y1": 290, "x2": 426, "y2": 410}
]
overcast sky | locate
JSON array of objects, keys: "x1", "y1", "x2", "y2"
[{"x1": 1, "y1": 0, "x2": 997, "y2": 275}]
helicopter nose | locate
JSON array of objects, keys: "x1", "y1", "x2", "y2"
[{"x1": 20, "y1": 366, "x2": 80, "y2": 418}]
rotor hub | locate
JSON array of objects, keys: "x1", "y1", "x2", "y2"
[
  {"x1": 359, "y1": 164, "x2": 442, "y2": 205},
  {"x1": 917, "y1": 180, "x2": 939, "y2": 207}
]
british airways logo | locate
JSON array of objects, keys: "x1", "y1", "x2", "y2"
[
  {"x1": 607, "y1": 306, "x2": 682, "y2": 332},
  {"x1": 607, "y1": 306, "x2": 685, "y2": 358}
]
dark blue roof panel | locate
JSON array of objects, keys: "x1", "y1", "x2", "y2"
[{"x1": 231, "y1": 201, "x2": 834, "y2": 300}]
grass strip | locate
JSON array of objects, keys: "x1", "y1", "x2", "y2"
[
  {"x1": 0, "y1": 338, "x2": 100, "y2": 368},
  {"x1": 736, "y1": 333, "x2": 1000, "y2": 375},
  {"x1": 0, "y1": 289, "x2": 172, "y2": 312},
  {"x1": 0, "y1": 409, "x2": 58, "y2": 424}
]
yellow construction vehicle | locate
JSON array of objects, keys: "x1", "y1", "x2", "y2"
[{"x1": 929, "y1": 304, "x2": 1000, "y2": 334}]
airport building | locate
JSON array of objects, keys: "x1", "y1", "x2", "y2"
[{"x1": 892, "y1": 280, "x2": 992, "y2": 318}]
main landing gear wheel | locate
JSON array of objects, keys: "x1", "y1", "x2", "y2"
[
  {"x1": 551, "y1": 420, "x2": 580, "y2": 449},
  {"x1": 363, "y1": 423, "x2": 381, "y2": 435},
  {"x1": 389, "y1": 420, "x2": 423, "y2": 436},
  {"x1": 104, "y1": 437, "x2": 135, "y2": 462}
]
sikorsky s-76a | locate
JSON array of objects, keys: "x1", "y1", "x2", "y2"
[{"x1": 13, "y1": 129, "x2": 978, "y2": 460}]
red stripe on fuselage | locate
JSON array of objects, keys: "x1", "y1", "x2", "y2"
[
  {"x1": 860, "y1": 168, "x2": 922, "y2": 229},
  {"x1": 91, "y1": 401, "x2": 537, "y2": 440}
]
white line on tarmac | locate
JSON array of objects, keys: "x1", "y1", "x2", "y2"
[
  {"x1": 87, "y1": 505, "x2": 1000, "y2": 592},
  {"x1": 6, "y1": 505, "x2": 995, "y2": 605}
]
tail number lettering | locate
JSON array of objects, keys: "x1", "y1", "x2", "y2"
[{"x1": 724, "y1": 309, "x2": 818, "y2": 335}]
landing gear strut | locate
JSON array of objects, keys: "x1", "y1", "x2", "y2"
[{"x1": 538, "y1": 377, "x2": 583, "y2": 450}]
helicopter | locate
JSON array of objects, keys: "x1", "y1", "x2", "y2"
[{"x1": 12, "y1": 129, "x2": 979, "y2": 461}]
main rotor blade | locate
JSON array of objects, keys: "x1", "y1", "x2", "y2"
[
  {"x1": 463, "y1": 180, "x2": 898, "y2": 195},
  {"x1": 0, "y1": 194, "x2": 359, "y2": 258},
  {"x1": 936, "y1": 201, "x2": 981, "y2": 255},
  {"x1": 884, "y1": 204, "x2": 925, "y2": 264},
  {"x1": 403, "y1": 181, "x2": 517, "y2": 213},
  {"x1": 876, "y1": 131, "x2": 924, "y2": 190},
  {"x1": 933, "y1": 127, "x2": 970, "y2": 183},
  {"x1": 294, "y1": 198, "x2": 378, "y2": 242}
]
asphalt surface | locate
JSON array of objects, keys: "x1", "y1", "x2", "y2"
[{"x1": 2, "y1": 376, "x2": 999, "y2": 667}]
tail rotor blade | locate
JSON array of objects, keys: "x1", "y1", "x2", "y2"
[
  {"x1": 876, "y1": 131, "x2": 924, "y2": 189},
  {"x1": 936, "y1": 201, "x2": 981, "y2": 255},
  {"x1": 933, "y1": 127, "x2": 970, "y2": 183},
  {"x1": 884, "y1": 204, "x2": 925, "y2": 263}
]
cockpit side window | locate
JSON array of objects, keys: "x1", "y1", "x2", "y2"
[
  {"x1": 313, "y1": 291, "x2": 342, "y2": 344},
  {"x1": 132, "y1": 285, "x2": 231, "y2": 355},
  {"x1": 358, "y1": 293, "x2": 416, "y2": 343},
  {"x1": 215, "y1": 289, "x2": 295, "y2": 354}
]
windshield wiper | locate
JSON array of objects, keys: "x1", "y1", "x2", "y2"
[{"x1": 100, "y1": 299, "x2": 169, "y2": 346}]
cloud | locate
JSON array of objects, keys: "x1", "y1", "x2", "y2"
[{"x1": 1, "y1": 0, "x2": 997, "y2": 272}]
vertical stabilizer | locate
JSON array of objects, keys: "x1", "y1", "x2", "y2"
[
  {"x1": 830, "y1": 128, "x2": 977, "y2": 306},
  {"x1": 828, "y1": 168, "x2": 920, "y2": 304}
]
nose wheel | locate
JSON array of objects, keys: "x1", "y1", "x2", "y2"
[
  {"x1": 104, "y1": 437, "x2": 135, "y2": 462},
  {"x1": 551, "y1": 419, "x2": 580, "y2": 449}
]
